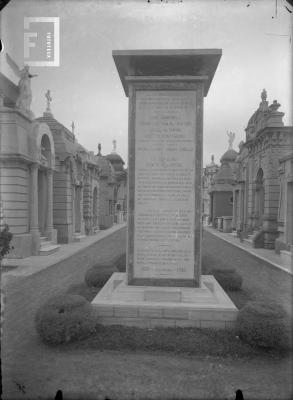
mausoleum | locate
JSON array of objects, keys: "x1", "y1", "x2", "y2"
[
  {"x1": 233, "y1": 90, "x2": 293, "y2": 249},
  {"x1": 0, "y1": 67, "x2": 127, "y2": 258},
  {"x1": 209, "y1": 134, "x2": 237, "y2": 230}
]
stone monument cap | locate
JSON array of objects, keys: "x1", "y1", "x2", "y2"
[{"x1": 112, "y1": 49, "x2": 222, "y2": 97}]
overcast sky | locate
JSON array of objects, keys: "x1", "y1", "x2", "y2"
[{"x1": 1, "y1": 0, "x2": 292, "y2": 166}]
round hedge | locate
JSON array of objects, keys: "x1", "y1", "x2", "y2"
[
  {"x1": 236, "y1": 301, "x2": 292, "y2": 350},
  {"x1": 211, "y1": 268, "x2": 242, "y2": 291},
  {"x1": 35, "y1": 294, "x2": 96, "y2": 345},
  {"x1": 85, "y1": 263, "x2": 117, "y2": 287}
]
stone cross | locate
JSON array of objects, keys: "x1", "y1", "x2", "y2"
[
  {"x1": 227, "y1": 131, "x2": 235, "y2": 150},
  {"x1": 45, "y1": 90, "x2": 52, "y2": 113}
]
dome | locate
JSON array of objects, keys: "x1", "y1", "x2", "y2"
[
  {"x1": 105, "y1": 152, "x2": 125, "y2": 164},
  {"x1": 96, "y1": 155, "x2": 114, "y2": 178},
  {"x1": 213, "y1": 162, "x2": 235, "y2": 184},
  {"x1": 220, "y1": 148, "x2": 238, "y2": 163},
  {"x1": 105, "y1": 152, "x2": 125, "y2": 172}
]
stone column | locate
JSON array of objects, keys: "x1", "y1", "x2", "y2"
[
  {"x1": 30, "y1": 163, "x2": 39, "y2": 232},
  {"x1": 232, "y1": 188, "x2": 237, "y2": 230},
  {"x1": 46, "y1": 169, "x2": 54, "y2": 240},
  {"x1": 30, "y1": 163, "x2": 40, "y2": 254}
]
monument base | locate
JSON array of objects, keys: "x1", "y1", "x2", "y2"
[{"x1": 92, "y1": 273, "x2": 238, "y2": 330}]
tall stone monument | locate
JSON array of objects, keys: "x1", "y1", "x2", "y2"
[{"x1": 93, "y1": 50, "x2": 238, "y2": 329}]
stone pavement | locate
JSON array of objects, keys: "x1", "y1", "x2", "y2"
[
  {"x1": 2, "y1": 223, "x2": 126, "y2": 278},
  {"x1": 204, "y1": 226, "x2": 292, "y2": 275}
]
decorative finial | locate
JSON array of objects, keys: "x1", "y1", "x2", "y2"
[
  {"x1": 71, "y1": 121, "x2": 75, "y2": 134},
  {"x1": 45, "y1": 90, "x2": 52, "y2": 113},
  {"x1": 97, "y1": 143, "x2": 102, "y2": 156},
  {"x1": 227, "y1": 131, "x2": 235, "y2": 150},
  {"x1": 270, "y1": 100, "x2": 281, "y2": 112},
  {"x1": 211, "y1": 155, "x2": 214, "y2": 164},
  {"x1": 261, "y1": 89, "x2": 267, "y2": 102},
  {"x1": 112, "y1": 139, "x2": 117, "y2": 153}
]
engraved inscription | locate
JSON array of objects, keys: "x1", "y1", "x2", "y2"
[{"x1": 134, "y1": 90, "x2": 196, "y2": 279}]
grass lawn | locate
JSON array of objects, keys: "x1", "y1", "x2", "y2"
[
  {"x1": 64, "y1": 281, "x2": 290, "y2": 360},
  {"x1": 3, "y1": 233, "x2": 293, "y2": 400}
]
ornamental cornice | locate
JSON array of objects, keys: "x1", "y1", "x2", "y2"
[{"x1": 241, "y1": 129, "x2": 293, "y2": 156}]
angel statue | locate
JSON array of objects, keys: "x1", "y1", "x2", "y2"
[
  {"x1": 6, "y1": 53, "x2": 38, "y2": 115},
  {"x1": 227, "y1": 131, "x2": 235, "y2": 150}
]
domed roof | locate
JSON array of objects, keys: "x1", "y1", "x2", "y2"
[
  {"x1": 105, "y1": 152, "x2": 125, "y2": 164},
  {"x1": 213, "y1": 162, "x2": 235, "y2": 184},
  {"x1": 96, "y1": 155, "x2": 114, "y2": 178},
  {"x1": 220, "y1": 148, "x2": 238, "y2": 163}
]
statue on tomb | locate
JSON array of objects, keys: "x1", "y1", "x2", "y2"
[
  {"x1": 261, "y1": 88, "x2": 267, "y2": 102},
  {"x1": 226, "y1": 131, "x2": 235, "y2": 149},
  {"x1": 45, "y1": 90, "x2": 52, "y2": 113},
  {"x1": 6, "y1": 53, "x2": 37, "y2": 115},
  {"x1": 112, "y1": 139, "x2": 117, "y2": 153},
  {"x1": 97, "y1": 143, "x2": 102, "y2": 156}
]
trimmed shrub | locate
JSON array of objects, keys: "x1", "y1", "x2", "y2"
[
  {"x1": 211, "y1": 268, "x2": 242, "y2": 291},
  {"x1": 0, "y1": 224, "x2": 13, "y2": 262},
  {"x1": 85, "y1": 263, "x2": 117, "y2": 287},
  {"x1": 114, "y1": 253, "x2": 126, "y2": 272},
  {"x1": 236, "y1": 301, "x2": 292, "y2": 350},
  {"x1": 35, "y1": 294, "x2": 96, "y2": 345}
]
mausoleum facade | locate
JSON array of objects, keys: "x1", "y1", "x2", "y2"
[
  {"x1": 233, "y1": 90, "x2": 293, "y2": 249},
  {"x1": 0, "y1": 71, "x2": 127, "y2": 258}
]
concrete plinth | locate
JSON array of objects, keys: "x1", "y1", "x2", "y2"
[{"x1": 92, "y1": 273, "x2": 238, "y2": 329}]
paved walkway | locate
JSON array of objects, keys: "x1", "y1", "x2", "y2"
[
  {"x1": 204, "y1": 226, "x2": 292, "y2": 275},
  {"x1": 202, "y1": 230, "x2": 293, "y2": 316},
  {"x1": 2, "y1": 224, "x2": 127, "y2": 399},
  {"x1": 2, "y1": 223, "x2": 126, "y2": 278}
]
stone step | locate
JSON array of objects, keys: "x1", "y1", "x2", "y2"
[
  {"x1": 74, "y1": 233, "x2": 86, "y2": 242},
  {"x1": 243, "y1": 237, "x2": 253, "y2": 246},
  {"x1": 39, "y1": 244, "x2": 60, "y2": 256},
  {"x1": 40, "y1": 236, "x2": 48, "y2": 242},
  {"x1": 40, "y1": 240, "x2": 53, "y2": 248}
]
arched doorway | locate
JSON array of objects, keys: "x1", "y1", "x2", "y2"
[{"x1": 255, "y1": 168, "x2": 264, "y2": 229}]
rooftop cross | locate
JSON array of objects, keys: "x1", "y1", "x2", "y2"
[{"x1": 45, "y1": 90, "x2": 52, "y2": 113}]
